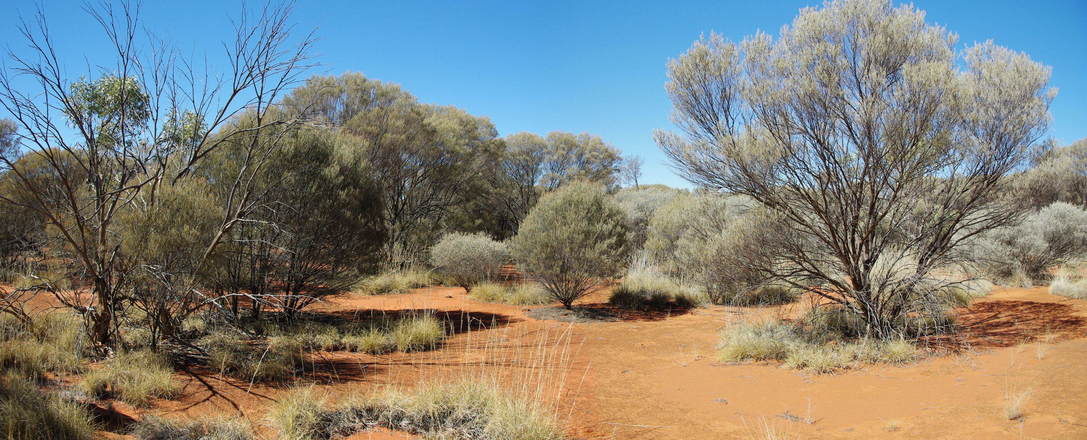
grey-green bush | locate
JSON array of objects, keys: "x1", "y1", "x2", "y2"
[
  {"x1": 973, "y1": 202, "x2": 1087, "y2": 284},
  {"x1": 430, "y1": 232, "x2": 509, "y2": 292},
  {"x1": 512, "y1": 182, "x2": 630, "y2": 309}
]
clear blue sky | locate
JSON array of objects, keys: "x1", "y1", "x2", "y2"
[{"x1": 3, "y1": 1, "x2": 1085, "y2": 188}]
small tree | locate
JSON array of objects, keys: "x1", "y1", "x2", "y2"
[
  {"x1": 430, "y1": 232, "x2": 509, "y2": 292},
  {"x1": 657, "y1": 0, "x2": 1054, "y2": 338},
  {"x1": 511, "y1": 182, "x2": 630, "y2": 309}
]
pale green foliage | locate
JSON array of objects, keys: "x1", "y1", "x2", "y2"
[
  {"x1": 282, "y1": 381, "x2": 566, "y2": 440},
  {"x1": 609, "y1": 267, "x2": 706, "y2": 310},
  {"x1": 718, "y1": 320, "x2": 920, "y2": 373},
  {"x1": 613, "y1": 185, "x2": 685, "y2": 249},
  {"x1": 356, "y1": 269, "x2": 434, "y2": 295},
  {"x1": 390, "y1": 315, "x2": 445, "y2": 352},
  {"x1": 1049, "y1": 267, "x2": 1087, "y2": 299},
  {"x1": 430, "y1": 232, "x2": 509, "y2": 291},
  {"x1": 131, "y1": 416, "x2": 253, "y2": 440},
  {"x1": 469, "y1": 282, "x2": 552, "y2": 305},
  {"x1": 658, "y1": 0, "x2": 1054, "y2": 338},
  {"x1": 0, "y1": 312, "x2": 84, "y2": 379},
  {"x1": 1016, "y1": 138, "x2": 1087, "y2": 209},
  {"x1": 81, "y1": 350, "x2": 180, "y2": 407},
  {"x1": 0, "y1": 374, "x2": 97, "y2": 440},
  {"x1": 512, "y1": 182, "x2": 630, "y2": 308},
  {"x1": 974, "y1": 202, "x2": 1087, "y2": 284},
  {"x1": 644, "y1": 193, "x2": 742, "y2": 278}
]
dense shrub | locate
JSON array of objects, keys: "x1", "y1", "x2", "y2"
[
  {"x1": 974, "y1": 202, "x2": 1087, "y2": 284},
  {"x1": 469, "y1": 282, "x2": 552, "y2": 306},
  {"x1": 699, "y1": 211, "x2": 791, "y2": 305},
  {"x1": 430, "y1": 232, "x2": 509, "y2": 292},
  {"x1": 511, "y1": 182, "x2": 630, "y2": 308},
  {"x1": 0, "y1": 374, "x2": 98, "y2": 440},
  {"x1": 81, "y1": 350, "x2": 180, "y2": 407},
  {"x1": 614, "y1": 186, "x2": 684, "y2": 249},
  {"x1": 131, "y1": 416, "x2": 253, "y2": 440},
  {"x1": 644, "y1": 193, "x2": 746, "y2": 279}
]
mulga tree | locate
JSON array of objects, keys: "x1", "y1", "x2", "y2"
[
  {"x1": 511, "y1": 181, "x2": 630, "y2": 309},
  {"x1": 657, "y1": 0, "x2": 1054, "y2": 338}
]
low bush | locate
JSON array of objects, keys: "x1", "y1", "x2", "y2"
[
  {"x1": 131, "y1": 415, "x2": 253, "y2": 440},
  {"x1": 608, "y1": 270, "x2": 706, "y2": 310},
  {"x1": 1049, "y1": 268, "x2": 1087, "y2": 299},
  {"x1": 390, "y1": 315, "x2": 445, "y2": 352},
  {"x1": 718, "y1": 319, "x2": 921, "y2": 373},
  {"x1": 271, "y1": 380, "x2": 565, "y2": 440},
  {"x1": 355, "y1": 269, "x2": 433, "y2": 295},
  {"x1": 469, "y1": 282, "x2": 552, "y2": 306},
  {"x1": 81, "y1": 350, "x2": 180, "y2": 407},
  {"x1": 202, "y1": 332, "x2": 305, "y2": 382},
  {"x1": 430, "y1": 232, "x2": 509, "y2": 292},
  {"x1": 0, "y1": 374, "x2": 98, "y2": 440},
  {"x1": 341, "y1": 328, "x2": 395, "y2": 354},
  {"x1": 973, "y1": 202, "x2": 1087, "y2": 284},
  {"x1": 0, "y1": 312, "x2": 84, "y2": 379}
]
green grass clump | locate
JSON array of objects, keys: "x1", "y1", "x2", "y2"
[
  {"x1": 271, "y1": 380, "x2": 566, "y2": 440},
  {"x1": 0, "y1": 374, "x2": 98, "y2": 440},
  {"x1": 469, "y1": 282, "x2": 552, "y2": 306},
  {"x1": 390, "y1": 315, "x2": 445, "y2": 352},
  {"x1": 81, "y1": 350, "x2": 180, "y2": 407},
  {"x1": 341, "y1": 328, "x2": 395, "y2": 354},
  {"x1": 0, "y1": 312, "x2": 84, "y2": 379},
  {"x1": 609, "y1": 270, "x2": 706, "y2": 310},
  {"x1": 355, "y1": 269, "x2": 433, "y2": 295},
  {"x1": 291, "y1": 322, "x2": 342, "y2": 351},
  {"x1": 718, "y1": 318, "x2": 922, "y2": 373},
  {"x1": 131, "y1": 415, "x2": 253, "y2": 440},
  {"x1": 201, "y1": 332, "x2": 305, "y2": 383}
]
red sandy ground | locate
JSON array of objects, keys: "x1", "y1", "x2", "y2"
[{"x1": 75, "y1": 285, "x2": 1087, "y2": 439}]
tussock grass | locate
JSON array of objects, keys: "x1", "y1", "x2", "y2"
[
  {"x1": 0, "y1": 312, "x2": 84, "y2": 379},
  {"x1": 131, "y1": 415, "x2": 253, "y2": 440},
  {"x1": 718, "y1": 319, "x2": 921, "y2": 373},
  {"x1": 469, "y1": 282, "x2": 552, "y2": 306},
  {"x1": 341, "y1": 328, "x2": 395, "y2": 354},
  {"x1": 270, "y1": 380, "x2": 565, "y2": 440},
  {"x1": 202, "y1": 332, "x2": 305, "y2": 382},
  {"x1": 355, "y1": 269, "x2": 433, "y2": 295},
  {"x1": 390, "y1": 314, "x2": 445, "y2": 352},
  {"x1": 1004, "y1": 389, "x2": 1031, "y2": 420},
  {"x1": 81, "y1": 350, "x2": 180, "y2": 407},
  {"x1": 609, "y1": 269, "x2": 706, "y2": 310},
  {"x1": 1049, "y1": 268, "x2": 1087, "y2": 299},
  {"x1": 0, "y1": 374, "x2": 97, "y2": 440}
]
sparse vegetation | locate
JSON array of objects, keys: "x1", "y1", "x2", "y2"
[
  {"x1": 131, "y1": 416, "x2": 254, "y2": 440},
  {"x1": 81, "y1": 350, "x2": 180, "y2": 407},
  {"x1": 469, "y1": 282, "x2": 553, "y2": 306},
  {"x1": 270, "y1": 380, "x2": 565, "y2": 440}
]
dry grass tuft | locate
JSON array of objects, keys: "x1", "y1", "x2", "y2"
[
  {"x1": 469, "y1": 282, "x2": 552, "y2": 306},
  {"x1": 0, "y1": 374, "x2": 97, "y2": 440},
  {"x1": 131, "y1": 415, "x2": 253, "y2": 440},
  {"x1": 81, "y1": 350, "x2": 180, "y2": 407},
  {"x1": 719, "y1": 319, "x2": 920, "y2": 373},
  {"x1": 1004, "y1": 389, "x2": 1032, "y2": 420},
  {"x1": 355, "y1": 269, "x2": 434, "y2": 295},
  {"x1": 1049, "y1": 267, "x2": 1087, "y2": 299}
]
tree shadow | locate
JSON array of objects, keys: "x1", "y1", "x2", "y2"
[
  {"x1": 921, "y1": 300, "x2": 1087, "y2": 351},
  {"x1": 527, "y1": 303, "x2": 695, "y2": 323}
]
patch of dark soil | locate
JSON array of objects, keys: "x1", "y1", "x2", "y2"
[{"x1": 921, "y1": 300, "x2": 1087, "y2": 351}]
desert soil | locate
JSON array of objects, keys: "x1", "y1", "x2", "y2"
[{"x1": 77, "y1": 285, "x2": 1087, "y2": 439}]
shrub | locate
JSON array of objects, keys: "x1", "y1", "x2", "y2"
[
  {"x1": 608, "y1": 269, "x2": 705, "y2": 310},
  {"x1": 699, "y1": 211, "x2": 791, "y2": 305},
  {"x1": 469, "y1": 282, "x2": 552, "y2": 306},
  {"x1": 511, "y1": 182, "x2": 630, "y2": 308},
  {"x1": 1049, "y1": 267, "x2": 1087, "y2": 299},
  {"x1": 974, "y1": 202, "x2": 1087, "y2": 284},
  {"x1": 81, "y1": 350, "x2": 180, "y2": 407},
  {"x1": 614, "y1": 186, "x2": 684, "y2": 249},
  {"x1": 644, "y1": 193, "x2": 745, "y2": 278},
  {"x1": 131, "y1": 415, "x2": 253, "y2": 440},
  {"x1": 430, "y1": 232, "x2": 509, "y2": 292},
  {"x1": 390, "y1": 315, "x2": 445, "y2": 352},
  {"x1": 0, "y1": 374, "x2": 97, "y2": 440},
  {"x1": 355, "y1": 269, "x2": 433, "y2": 295},
  {"x1": 341, "y1": 329, "x2": 395, "y2": 354},
  {"x1": 202, "y1": 332, "x2": 305, "y2": 382}
]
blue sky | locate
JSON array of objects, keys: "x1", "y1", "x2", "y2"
[{"x1": 3, "y1": 1, "x2": 1085, "y2": 188}]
